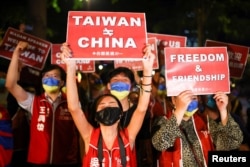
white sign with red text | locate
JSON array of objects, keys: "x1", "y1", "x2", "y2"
[
  {"x1": 51, "y1": 44, "x2": 95, "y2": 72},
  {"x1": 67, "y1": 11, "x2": 147, "y2": 60},
  {"x1": 113, "y1": 37, "x2": 159, "y2": 71},
  {"x1": 165, "y1": 47, "x2": 230, "y2": 96},
  {"x1": 205, "y1": 40, "x2": 249, "y2": 79},
  {"x1": 0, "y1": 27, "x2": 51, "y2": 70}
]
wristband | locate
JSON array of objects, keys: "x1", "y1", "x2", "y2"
[
  {"x1": 141, "y1": 83, "x2": 152, "y2": 86},
  {"x1": 136, "y1": 84, "x2": 152, "y2": 93},
  {"x1": 143, "y1": 75, "x2": 152, "y2": 77}
]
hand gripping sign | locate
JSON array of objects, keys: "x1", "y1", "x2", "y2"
[
  {"x1": 113, "y1": 37, "x2": 159, "y2": 71},
  {"x1": 66, "y1": 11, "x2": 147, "y2": 60},
  {"x1": 164, "y1": 47, "x2": 230, "y2": 96},
  {"x1": 51, "y1": 44, "x2": 95, "y2": 73}
]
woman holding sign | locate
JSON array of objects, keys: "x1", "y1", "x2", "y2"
[
  {"x1": 151, "y1": 90, "x2": 243, "y2": 167},
  {"x1": 60, "y1": 42, "x2": 154, "y2": 166}
]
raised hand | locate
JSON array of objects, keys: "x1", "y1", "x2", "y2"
[
  {"x1": 14, "y1": 41, "x2": 28, "y2": 53},
  {"x1": 60, "y1": 42, "x2": 76, "y2": 68},
  {"x1": 142, "y1": 44, "x2": 155, "y2": 73}
]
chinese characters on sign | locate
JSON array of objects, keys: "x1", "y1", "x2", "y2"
[{"x1": 67, "y1": 11, "x2": 147, "y2": 60}]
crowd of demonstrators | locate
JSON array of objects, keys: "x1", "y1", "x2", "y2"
[
  {"x1": 5, "y1": 41, "x2": 81, "y2": 167},
  {"x1": 60, "y1": 42, "x2": 155, "y2": 166},
  {"x1": 151, "y1": 90, "x2": 243, "y2": 167},
  {"x1": 0, "y1": 40, "x2": 249, "y2": 167}
]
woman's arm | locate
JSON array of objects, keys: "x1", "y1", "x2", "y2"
[
  {"x1": 206, "y1": 92, "x2": 243, "y2": 150},
  {"x1": 127, "y1": 45, "x2": 155, "y2": 145},
  {"x1": 61, "y1": 43, "x2": 93, "y2": 147},
  {"x1": 213, "y1": 91, "x2": 229, "y2": 125}
]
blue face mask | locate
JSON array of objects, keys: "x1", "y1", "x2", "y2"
[
  {"x1": 184, "y1": 100, "x2": 199, "y2": 117},
  {"x1": 0, "y1": 78, "x2": 6, "y2": 89},
  {"x1": 42, "y1": 77, "x2": 60, "y2": 93},
  {"x1": 158, "y1": 84, "x2": 166, "y2": 91},
  {"x1": 206, "y1": 95, "x2": 217, "y2": 109},
  {"x1": 157, "y1": 84, "x2": 166, "y2": 96},
  {"x1": 110, "y1": 82, "x2": 131, "y2": 100}
]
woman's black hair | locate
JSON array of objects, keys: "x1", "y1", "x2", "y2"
[{"x1": 88, "y1": 94, "x2": 123, "y2": 128}]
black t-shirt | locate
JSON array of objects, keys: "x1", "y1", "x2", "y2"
[
  {"x1": 121, "y1": 104, "x2": 137, "y2": 128},
  {"x1": 121, "y1": 104, "x2": 151, "y2": 139}
]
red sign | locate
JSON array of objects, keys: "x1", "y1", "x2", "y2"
[
  {"x1": 0, "y1": 27, "x2": 51, "y2": 70},
  {"x1": 113, "y1": 37, "x2": 159, "y2": 71},
  {"x1": 205, "y1": 40, "x2": 249, "y2": 79},
  {"x1": 67, "y1": 11, "x2": 147, "y2": 60},
  {"x1": 165, "y1": 47, "x2": 230, "y2": 96},
  {"x1": 147, "y1": 33, "x2": 187, "y2": 66},
  {"x1": 51, "y1": 44, "x2": 95, "y2": 72}
]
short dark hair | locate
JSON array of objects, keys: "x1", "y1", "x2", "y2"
[
  {"x1": 42, "y1": 64, "x2": 66, "y2": 82},
  {"x1": 106, "y1": 67, "x2": 135, "y2": 84}
]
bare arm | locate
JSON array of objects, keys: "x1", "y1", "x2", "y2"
[
  {"x1": 61, "y1": 43, "x2": 93, "y2": 149},
  {"x1": 205, "y1": 92, "x2": 229, "y2": 126},
  {"x1": 213, "y1": 91, "x2": 229, "y2": 125},
  {"x1": 127, "y1": 45, "x2": 155, "y2": 145},
  {"x1": 5, "y1": 41, "x2": 29, "y2": 102}
]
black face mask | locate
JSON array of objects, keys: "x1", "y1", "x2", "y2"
[{"x1": 95, "y1": 107, "x2": 122, "y2": 126}]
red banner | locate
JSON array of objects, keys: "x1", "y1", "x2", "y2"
[
  {"x1": 205, "y1": 40, "x2": 249, "y2": 79},
  {"x1": 67, "y1": 11, "x2": 147, "y2": 60},
  {"x1": 51, "y1": 44, "x2": 95, "y2": 72},
  {"x1": 113, "y1": 37, "x2": 159, "y2": 71},
  {"x1": 165, "y1": 47, "x2": 230, "y2": 96},
  {"x1": 147, "y1": 33, "x2": 187, "y2": 66},
  {"x1": 0, "y1": 27, "x2": 51, "y2": 70}
]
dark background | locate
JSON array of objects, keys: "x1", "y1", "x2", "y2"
[{"x1": 0, "y1": 0, "x2": 250, "y2": 96}]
